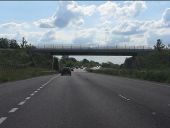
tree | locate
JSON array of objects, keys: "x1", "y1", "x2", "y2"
[
  {"x1": 82, "y1": 59, "x2": 89, "y2": 64},
  {"x1": 154, "y1": 39, "x2": 165, "y2": 51},
  {"x1": 53, "y1": 58, "x2": 59, "y2": 71},
  {"x1": 21, "y1": 37, "x2": 28, "y2": 48},
  {"x1": 0, "y1": 38, "x2": 9, "y2": 48},
  {"x1": 101, "y1": 62, "x2": 119, "y2": 68},
  {"x1": 9, "y1": 39, "x2": 20, "y2": 49}
]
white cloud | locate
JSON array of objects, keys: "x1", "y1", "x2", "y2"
[
  {"x1": 40, "y1": 29, "x2": 74, "y2": 44},
  {"x1": 0, "y1": 22, "x2": 30, "y2": 31},
  {"x1": 97, "y1": 1, "x2": 146, "y2": 20},
  {"x1": 73, "y1": 28, "x2": 96, "y2": 44},
  {"x1": 35, "y1": 1, "x2": 96, "y2": 28},
  {"x1": 97, "y1": 1, "x2": 117, "y2": 19},
  {"x1": 112, "y1": 20, "x2": 144, "y2": 35},
  {"x1": 161, "y1": 8, "x2": 170, "y2": 27},
  {"x1": 141, "y1": 8, "x2": 170, "y2": 29}
]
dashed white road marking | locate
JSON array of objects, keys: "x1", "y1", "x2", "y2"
[
  {"x1": 8, "y1": 108, "x2": 18, "y2": 113},
  {"x1": 30, "y1": 93, "x2": 34, "y2": 96},
  {"x1": 42, "y1": 84, "x2": 45, "y2": 87},
  {"x1": 37, "y1": 89, "x2": 40, "y2": 91},
  {"x1": 119, "y1": 94, "x2": 130, "y2": 101},
  {"x1": 25, "y1": 97, "x2": 31, "y2": 100},
  {"x1": 0, "y1": 75, "x2": 60, "y2": 125},
  {"x1": 0, "y1": 117, "x2": 7, "y2": 124},
  {"x1": 18, "y1": 101, "x2": 26, "y2": 106},
  {"x1": 45, "y1": 75, "x2": 59, "y2": 85}
]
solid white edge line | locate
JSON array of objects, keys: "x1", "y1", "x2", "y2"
[
  {"x1": 8, "y1": 108, "x2": 18, "y2": 113},
  {"x1": 0, "y1": 117, "x2": 7, "y2": 124}
]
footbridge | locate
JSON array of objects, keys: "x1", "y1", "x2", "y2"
[{"x1": 31, "y1": 44, "x2": 153, "y2": 56}]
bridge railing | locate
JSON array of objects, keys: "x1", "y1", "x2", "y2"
[{"x1": 35, "y1": 44, "x2": 153, "y2": 50}]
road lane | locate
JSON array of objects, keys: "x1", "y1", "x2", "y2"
[
  {"x1": 0, "y1": 75, "x2": 56, "y2": 116},
  {"x1": 0, "y1": 72, "x2": 170, "y2": 128}
]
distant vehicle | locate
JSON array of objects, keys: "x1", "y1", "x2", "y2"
[{"x1": 61, "y1": 67, "x2": 71, "y2": 76}]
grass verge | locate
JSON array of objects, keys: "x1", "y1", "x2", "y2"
[
  {"x1": 87, "y1": 68, "x2": 170, "y2": 84},
  {"x1": 0, "y1": 67, "x2": 57, "y2": 83}
]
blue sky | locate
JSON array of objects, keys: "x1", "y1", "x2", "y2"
[{"x1": 0, "y1": 1, "x2": 170, "y2": 64}]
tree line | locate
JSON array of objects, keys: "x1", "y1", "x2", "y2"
[{"x1": 0, "y1": 37, "x2": 35, "y2": 49}]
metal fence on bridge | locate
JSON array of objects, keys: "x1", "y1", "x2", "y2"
[{"x1": 35, "y1": 44, "x2": 153, "y2": 50}]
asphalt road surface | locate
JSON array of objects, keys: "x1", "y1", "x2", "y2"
[{"x1": 0, "y1": 72, "x2": 170, "y2": 128}]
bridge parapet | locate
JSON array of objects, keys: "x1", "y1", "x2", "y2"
[
  {"x1": 35, "y1": 44, "x2": 153, "y2": 50},
  {"x1": 31, "y1": 44, "x2": 154, "y2": 56}
]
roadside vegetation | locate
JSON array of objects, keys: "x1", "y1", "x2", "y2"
[
  {"x1": 0, "y1": 37, "x2": 55, "y2": 83},
  {"x1": 1, "y1": 37, "x2": 170, "y2": 84},
  {"x1": 58, "y1": 56, "x2": 100, "y2": 70},
  {"x1": 0, "y1": 67, "x2": 55, "y2": 83},
  {"x1": 88, "y1": 39, "x2": 170, "y2": 84}
]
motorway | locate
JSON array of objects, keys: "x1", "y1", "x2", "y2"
[{"x1": 0, "y1": 71, "x2": 170, "y2": 128}]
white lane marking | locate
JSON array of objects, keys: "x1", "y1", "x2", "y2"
[
  {"x1": 9, "y1": 108, "x2": 18, "y2": 113},
  {"x1": 119, "y1": 94, "x2": 130, "y2": 101},
  {"x1": 42, "y1": 84, "x2": 46, "y2": 87},
  {"x1": 0, "y1": 117, "x2": 7, "y2": 124},
  {"x1": 37, "y1": 89, "x2": 40, "y2": 91},
  {"x1": 40, "y1": 87, "x2": 43, "y2": 89},
  {"x1": 25, "y1": 97, "x2": 31, "y2": 100},
  {"x1": 30, "y1": 93, "x2": 34, "y2": 96},
  {"x1": 44, "y1": 75, "x2": 59, "y2": 85},
  {"x1": 168, "y1": 104, "x2": 170, "y2": 107},
  {"x1": 18, "y1": 101, "x2": 26, "y2": 106},
  {"x1": 16, "y1": 75, "x2": 59, "y2": 108}
]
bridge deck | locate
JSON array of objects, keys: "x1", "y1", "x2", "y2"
[{"x1": 31, "y1": 45, "x2": 153, "y2": 56}]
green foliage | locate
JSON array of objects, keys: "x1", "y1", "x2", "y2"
[
  {"x1": 154, "y1": 39, "x2": 165, "y2": 51},
  {"x1": 0, "y1": 67, "x2": 55, "y2": 83},
  {"x1": 32, "y1": 53, "x2": 52, "y2": 68},
  {"x1": 20, "y1": 37, "x2": 28, "y2": 48},
  {"x1": 0, "y1": 38, "x2": 9, "y2": 48},
  {"x1": 0, "y1": 49, "x2": 30, "y2": 64},
  {"x1": 59, "y1": 57, "x2": 100, "y2": 69},
  {"x1": 9, "y1": 39, "x2": 20, "y2": 49},
  {"x1": 0, "y1": 37, "x2": 36, "y2": 49},
  {"x1": 88, "y1": 69, "x2": 170, "y2": 84},
  {"x1": 101, "y1": 62, "x2": 119, "y2": 69},
  {"x1": 60, "y1": 57, "x2": 77, "y2": 68},
  {"x1": 53, "y1": 58, "x2": 59, "y2": 71},
  {"x1": 88, "y1": 40, "x2": 170, "y2": 84}
]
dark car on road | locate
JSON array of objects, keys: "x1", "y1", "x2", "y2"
[{"x1": 61, "y1": 67, "x2": 71, "y2": 76}]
